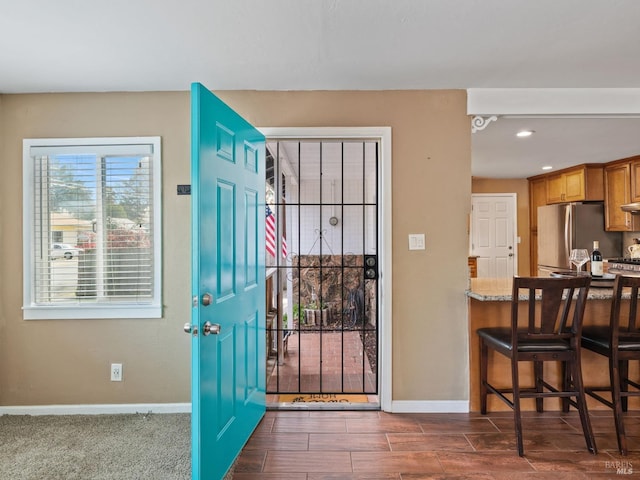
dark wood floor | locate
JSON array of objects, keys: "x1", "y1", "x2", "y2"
[{"x1": 233, "y1": 409, "x2": 640, "y2": 478}]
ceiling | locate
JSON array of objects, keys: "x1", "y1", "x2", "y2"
[
  {"x1": 3, "y1": 0, "x2": 640, "y2": 178},
  {"x1": 472, "y1": 117, "x2": 640, "y2": 179}
]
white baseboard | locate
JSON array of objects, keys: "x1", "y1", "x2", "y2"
[
  {"x1": 0, "y1": 403, "x2": 191, "y2": 416},
  {"x1": 390, "y1": 400, "x2": 469, "y2": 413},
  {"x1": 0, "y1": 401, "x2": 467, "y2": 415}
]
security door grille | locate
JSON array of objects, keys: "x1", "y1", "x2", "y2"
[{"x1": 265, "y1": 139, "x2": 379, "y2": 398}]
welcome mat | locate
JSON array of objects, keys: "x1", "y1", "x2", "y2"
[{"x1": 278, "y1": 394, "x2": 370, "y2": 404}]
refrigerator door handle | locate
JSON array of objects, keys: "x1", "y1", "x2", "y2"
[{"x1": 564, "y1": 205, "x2": 572, "y2": 263}]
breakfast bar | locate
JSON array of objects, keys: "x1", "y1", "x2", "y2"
[{"x1": 467, "y1": 277, "x2": 640, "y2": 412}]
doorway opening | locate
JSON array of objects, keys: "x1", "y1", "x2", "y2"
[{"x1": 264, "y1": 137, "x2": 380, "y2": 409}]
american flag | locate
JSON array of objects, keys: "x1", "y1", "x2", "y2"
[{"x1": 266, "y1": 205, "x2": 287, "y2": 258}]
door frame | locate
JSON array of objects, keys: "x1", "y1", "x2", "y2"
[
  {"x1": 470, "y1": 193, "x2": 518, "y2": 277},
  {"x1": 259, "y1": 126, "x2": 393, "y2": 411}
]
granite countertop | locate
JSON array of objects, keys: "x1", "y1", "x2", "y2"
[{"x1": 466, "y1": 277, "x2": 617, "y2": 302}]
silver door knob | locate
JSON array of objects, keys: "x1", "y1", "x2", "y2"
[
  {"x1": 183, "y1": 323, "x2": 198, "y2": 336},
  {"x1": 203, "y1": 321, "x2": 221, "y2": 336},
  {"x1": 202, "y1": 293, "x2": 213, "y2": 306}
]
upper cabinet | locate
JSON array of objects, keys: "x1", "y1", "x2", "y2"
[
  {"x1": 605, "y1": 162, "x2": 633, "y2": 231},
  {"x1": 631, "y1": 159, "x2": 640, "y2": 202},
  {"x1": 528, "y1": 177, "x2": 547, "y2": 275},
  {"x1": 545, "y1": 165, "x2": 604, "y2": 204},
  {"x1": 529, "y1": 178, "x2": 547, "y2": 233},
  {"x1": 604, "y1": 156, "x2": 640, "y2": 231}
]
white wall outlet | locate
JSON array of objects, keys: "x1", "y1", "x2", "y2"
[
  {"x1": 110, "y1": 363, "x2": 123, "y2": 382},
  {"x1": 408, "y1": 233, "x2": 426, "y2": 250}
]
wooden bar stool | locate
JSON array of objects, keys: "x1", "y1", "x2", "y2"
[
  {"x1": 477, "y1": 276, "x2": 596, "y2": 456},
  {"x1": 582, "y1": 274, "x2": 640, "y2": 455}
]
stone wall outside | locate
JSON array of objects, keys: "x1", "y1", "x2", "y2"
[{"x1": 291, "y1": 254, "x2": 376, "y2": 326}]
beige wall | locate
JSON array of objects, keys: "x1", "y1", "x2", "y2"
[
  {"x1": 1, "y1": 92, "x2": 192, "y2": 405},
  {"x1": 0, "y1": 89, "x2": 471, "y2": 406},
  {"x1": 472, "y1": 177, "x2": 531, "y2": 276},
  {"x1": 0, "y1": 94, "x2": 4, "y2": 401}
]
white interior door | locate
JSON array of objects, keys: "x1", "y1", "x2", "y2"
[{"x1": 471, "y1": 194, "x2": 517, "y2": 278}]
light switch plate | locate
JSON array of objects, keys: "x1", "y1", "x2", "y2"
[{"x1": 408, "y1": 233, "x2": 425, "y2": 250}]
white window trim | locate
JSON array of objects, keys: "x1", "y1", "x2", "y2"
[{"x1": 22, "y1": 136, "x2": 162, "y2": 320}]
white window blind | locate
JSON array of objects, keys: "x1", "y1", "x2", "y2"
[{"x1": 23, "y1": 137, "x2": 162, "y2": 319}]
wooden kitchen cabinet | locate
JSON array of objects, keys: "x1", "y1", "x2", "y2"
[
  {"x1": 545, "y1": 165, "x2": 603, "y2": 204},
  {"x1": 528, "y1": 177, "x2": 547, "y2": 275},
  {"x1": 605, "y1": 157, "x2": 640, "y2": 231},
  {"x1": 605, "y1": 161, "x2": 637, "y2": 231},
  {"x1": 546, "y1": 170, "x2": 582, "y2": 203},
  {"x1": 630, "y1": 157, "x2": 640, "y2": 202},
  {"x1": 468, "y1": 256, "x2": 478, "y2": 278}
]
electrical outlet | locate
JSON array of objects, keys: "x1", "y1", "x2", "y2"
[{"x1": 110, "y1": 363, "x2": 123, "y2": 382}]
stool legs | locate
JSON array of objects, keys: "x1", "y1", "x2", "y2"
[
  {"x1": 534, "y1": 361, "x2": 543, "y2": 413},
  {"x1": 479, "y1": 339, "x2": 488, "y2": 415},
  {"x1": 561, "y1": 361, "x2": 571, "y2": 413},
  {"x1": 610, "y1": 356, "x2": 628, "y2": 455},
  {"x1": 511, "y1": 356, "x2": 524, "y2": 456},
  {"x1": 479, "y1": 340, "x2": 596, "y2": 456},
  {"x1": 571, "y1": 356, "x2": 597, "y2": 454},
  {"x1": 620, "y1": 360, "x2": 629, "y2": 412}
]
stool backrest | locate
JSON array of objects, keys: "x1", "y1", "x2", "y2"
[
  {"x1": 610, "y1": 275, "x2": 640, "y2": 346},
  {"x1": 511, "y1": 276, "x2": 591, "y2": 344}
]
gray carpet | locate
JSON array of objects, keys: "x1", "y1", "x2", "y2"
[{"x1": 0, "y1": 413, "x2": 192, "y2": 480}]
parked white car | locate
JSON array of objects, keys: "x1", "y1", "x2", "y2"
[{"x1": 51, "y1": 243, "x2": 84, "y2": 260}]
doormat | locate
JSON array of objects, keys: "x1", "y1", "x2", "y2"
[{"x1": 278, "y1": 394, "x2": 370, "y2": 403}]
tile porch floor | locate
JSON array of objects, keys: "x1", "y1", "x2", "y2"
[{"x1": 266, "y1": 330, "x2": 377, "y2": 397}]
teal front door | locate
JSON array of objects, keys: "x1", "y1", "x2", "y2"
[{"x1": 190, "y1": 82, "x2": 266, "y2": 479}]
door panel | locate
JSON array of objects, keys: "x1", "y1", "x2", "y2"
[
  {"x1": 190, "y1": 82, "x2": 266, "y2": 480},
  {"x1": 471, "y1": 195, "x2": 516, "y2": 278}
]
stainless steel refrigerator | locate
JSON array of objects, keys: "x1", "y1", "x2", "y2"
[{"x1": 537, "y1": 202, "x2": 622, "y2": 276}]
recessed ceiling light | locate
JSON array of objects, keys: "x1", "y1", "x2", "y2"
[
  {"x1": 516, "y1": 130, "x2": 535, "y2": 138},
  {"x1": 542, "y1": 165, "x2": 553, "y2": 171}
]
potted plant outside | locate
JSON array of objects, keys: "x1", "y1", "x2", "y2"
[{"x1": 304, "y1": 300, "x2": 330, "y2": 326}]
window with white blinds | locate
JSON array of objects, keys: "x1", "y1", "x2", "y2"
[{"x1": 23, "y1": 137, "x2": 162, "y2": 319}]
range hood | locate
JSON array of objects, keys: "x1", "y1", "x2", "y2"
[{"x1": 621, "y1": 202, "x2": 640, "y2": 214}]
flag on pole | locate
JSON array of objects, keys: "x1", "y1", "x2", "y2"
[{"x1": 266, "y1": 205, "x2": 287, "y2": 258}]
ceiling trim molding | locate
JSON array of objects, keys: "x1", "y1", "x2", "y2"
[{"x1": 467, "y1": 88, "x2": 640, "y2": 116}]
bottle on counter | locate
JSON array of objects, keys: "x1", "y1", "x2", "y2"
[{"x1": 591, "y1": 240, "x2": 603, "y2": 277}]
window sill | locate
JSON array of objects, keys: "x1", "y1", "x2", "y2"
[{"x1": 23, "y1": 304, "x2": 162, "y2": 320}]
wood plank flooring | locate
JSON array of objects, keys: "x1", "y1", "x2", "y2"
[{"x1": 234, "y1": 409, "x2": 640, "y2": 478}]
